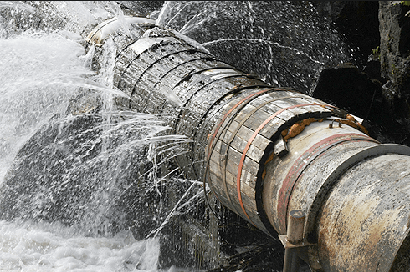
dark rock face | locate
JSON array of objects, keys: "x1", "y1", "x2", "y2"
[
  {"x1": 117, "y1": 1, "x2": 164, "y2": 18},
  {"x1": 0, "y1": 89, "x2": 195, "y2": 238},
  {"x1": 156, "y1": 1, "x2": 350, "y2": 94},
  {"x1": 313, "y1": 64, "x2": 378, "y2": 119},
  {"x1": 2, "y1": 1, "x2": 410, "y2": 271},
  {"x1": 312, "y1": 64, "x2": 405, "y2": 144},
  {"x1": 379, "y1": 1, "x2": 410, "y2": 126},
  {"x1": 311, "y1": 1, "x2": 410, "y2": 146},
  {"x1": 313, "y1": 1, "x2": 381, "y2": 69},
  {"x1": 0, "y1": 111, "x2": 137, "y2": 235}
]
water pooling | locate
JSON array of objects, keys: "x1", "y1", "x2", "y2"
[
  {"x1": 0, "y1": 220, "x2": 159, "y2": 271},
  {"x1": 0, "y1": 1, "x2": 353, "y2": 271}
]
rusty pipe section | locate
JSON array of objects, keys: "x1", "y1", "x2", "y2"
[
  {"x1": 316, "y1": 152, "x2": 410, "y2": 271},
  {"x1": 87, "y1": 19, "x2": 410, "y2": 271}
]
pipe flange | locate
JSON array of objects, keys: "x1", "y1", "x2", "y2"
[{"x1": 305, "y1": 143, "x2": 410, "y2": 240}]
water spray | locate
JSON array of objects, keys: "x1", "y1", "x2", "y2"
[{"x1": 84, "y1": 16, "x2": 410, "y2": 272}]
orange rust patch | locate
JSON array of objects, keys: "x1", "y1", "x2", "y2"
[
  {"x1": 282, "y1": 118, "x2": 320, "y2": 142},
  {"x1": 346, "y1": 114, "x2": 356, "y2": 121},
  {"x1": 264, "y1": 151, "x2": 275, "y2": 166},
  {"x1": 337, "y1": 119, "x2": 369, "y2": 135}
]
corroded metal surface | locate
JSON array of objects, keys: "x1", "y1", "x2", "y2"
[
  {"x1": 277, "y1": 132, "x2": 378, "y2": 233},
  {"x1": 206, "y1": 91, "x2": 337, "y2": 233},
  {"x1": 317, "y1": 154, "x2": 410, "y2": 271},
  {"x1": 302, "y1": 143, "x2": 410, "y2": 243},
  {"x1": 87, "y1": 20, "x2": 410, "y2": 271},
  {"x1": 262, "y1": 120, "x2": 378, "y2": 235}
]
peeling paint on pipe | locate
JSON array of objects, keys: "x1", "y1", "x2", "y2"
[
  {"x1": 87, "y1": 19, "x2": 410, "y2": 271},
  {"x1": 85, "y1": 16, "x2": 156, "y2": 46},
  {"x1": 318, "y1": 154, "x2": 410, "y2": 271}
]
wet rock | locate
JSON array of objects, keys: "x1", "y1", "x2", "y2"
[
  {"x1": 116, "y1": 1, "x2": 164, "y2": 18},
  {"x1": 313, "y1": 64, "x2": 379, "y2": 119},
  {"x1": 378, "y1": 1, "x2": 410, "y2": 126},
  {"x1": 311, "y1": 1, "x2": 410, "y2": 146},
  {"x1": 157, "y1": 1, "x2": 350, "y2": 94},
  {"x1": 312, "y1": 64, "x2": 405, "y2": 144},
  {"x1": 312, "y1": 1, "x2": 380, "y2": 69},
  {"x1": 0, "y1": 89, "x2": 192, "y2": 238}
]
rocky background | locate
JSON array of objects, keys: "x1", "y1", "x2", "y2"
[
  {"x1": 154, "y1": 2, "x2": 410, "y2": 270},
  {"x1": 151, "y1": 1, "x2": 410, "y2": 148},
  {"x1": 120, "y1": 0, "x2": 410, "y2": 147},
  {"x1": 121, "y1": 2, "x2": 410, "y2": 271},
  {"x1": 312, "y1": 1, "x2": 410, "y2": 147},
  {"x1": 0, "y1": 1, "x2": 409, "y2": 272}
]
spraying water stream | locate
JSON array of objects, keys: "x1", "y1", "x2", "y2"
[
  {"x1": 0, "y1": 2, "x2": 193, "y2": 271},
  {"x1": 0, "y1": 2, "x2": 352, "y2": 271}
]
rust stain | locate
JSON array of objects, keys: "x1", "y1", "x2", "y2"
[
  {"x1": 319, "y1": 189, "x2": 404, "y2": 271},
  {"x1": 277, "y1": 133, "x2": 378, "y2": 233},
  {"x1": 231, "y1": 84, "x2": 243, "y2": 91},
  {"x1": 207, "y1": 88, "x2": 271, "y2": 159},
  {"x1": 330, "y1": 117, "x2": 369, "y2": 136},
  {"x1": 317, "y1": 105, "x2": 369, "y2": 135},
  {"x1": 340, "y1": 118, "x2": 369, "y2": 135},
  {"x1": 281, "y1": 118, "x2": 324, "y2": 142},
  {"x1": 345, "y1": 114, "x2": 356, "y2": 122},
  {"x1": 280, "y1": 115, "x2": 369, "y2": 143},
  {"x1": 237, "y1": 103, "x2": 331, "y2": 224}
]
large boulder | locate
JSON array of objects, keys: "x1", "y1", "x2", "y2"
[{"x1": 0, "y1": 88, "x2": 196, "y2": 239}]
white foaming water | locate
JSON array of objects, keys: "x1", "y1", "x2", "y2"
[
  {"x1": 0, "y1": 32, "x2": 92, "y2": 181},
  {"x1": 0, "y1": 34, "x2": 165, "y2": 272},
  {"x1": 0, "y1": 33, "x2": 183, "y2": 265},
  {"x1": 0, "y1": 220, "x2": 160, "y2": 272},
  {"x1": 0, "y1": 2, "x2": 187, "y2": 271}
]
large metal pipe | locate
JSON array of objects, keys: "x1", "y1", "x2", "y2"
[{"x1": 88, "y1": 19, "x2": 410, "y2": 271}]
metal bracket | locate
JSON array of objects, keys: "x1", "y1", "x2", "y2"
[
  {"x1": 274, "y1": 135, "x2": 289, "y2": 157},
  {"x1": 279, "y1": 235, "x2": 316, "y2": 249},
  {"x1": 281, "y1": 210, "x2": 317, "y2": 272}
]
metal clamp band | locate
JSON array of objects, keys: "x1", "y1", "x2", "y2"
[
  {"x1": 277, "y1": 133, "x2": 379, "y2": 233},
  {"x1": 237, "y1": 103, "x2": 333, "y2": 221},
  {"x1": 304, "y1": 143, "x2": 410, "y2": 239}
]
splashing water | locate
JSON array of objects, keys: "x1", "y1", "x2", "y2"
[
  {"x1": 0, "y1": 1, "x2": 354, "y2": 271},
  {"x1": 0, "y1": 220, "x2": 160, "y2": 272},
  {"x1": 0, "y1": 32, "x2": 92, "y2": 180},
  {"x1": 0, "y1": 2, "x2": 192, "y2": 271},
  {"x1": 156, "y1": 1, "x2": 351, "y2": 93}
]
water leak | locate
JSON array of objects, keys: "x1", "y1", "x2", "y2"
[
  {"x1": 0, "y1": 31, "x2": 93, "y2": 180},
  {"x1": 0, "y1": 1, "x2": 354, "y2": 271},
  {"x1": 156, "y1": 1, "x2": 351, "y2": 94},
  {"x1": 0, "y1": 219, "x2": 160, "y2": 271},
  {"x1": 0, "y1": 2, "x2": 189, "y2": 271}
]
